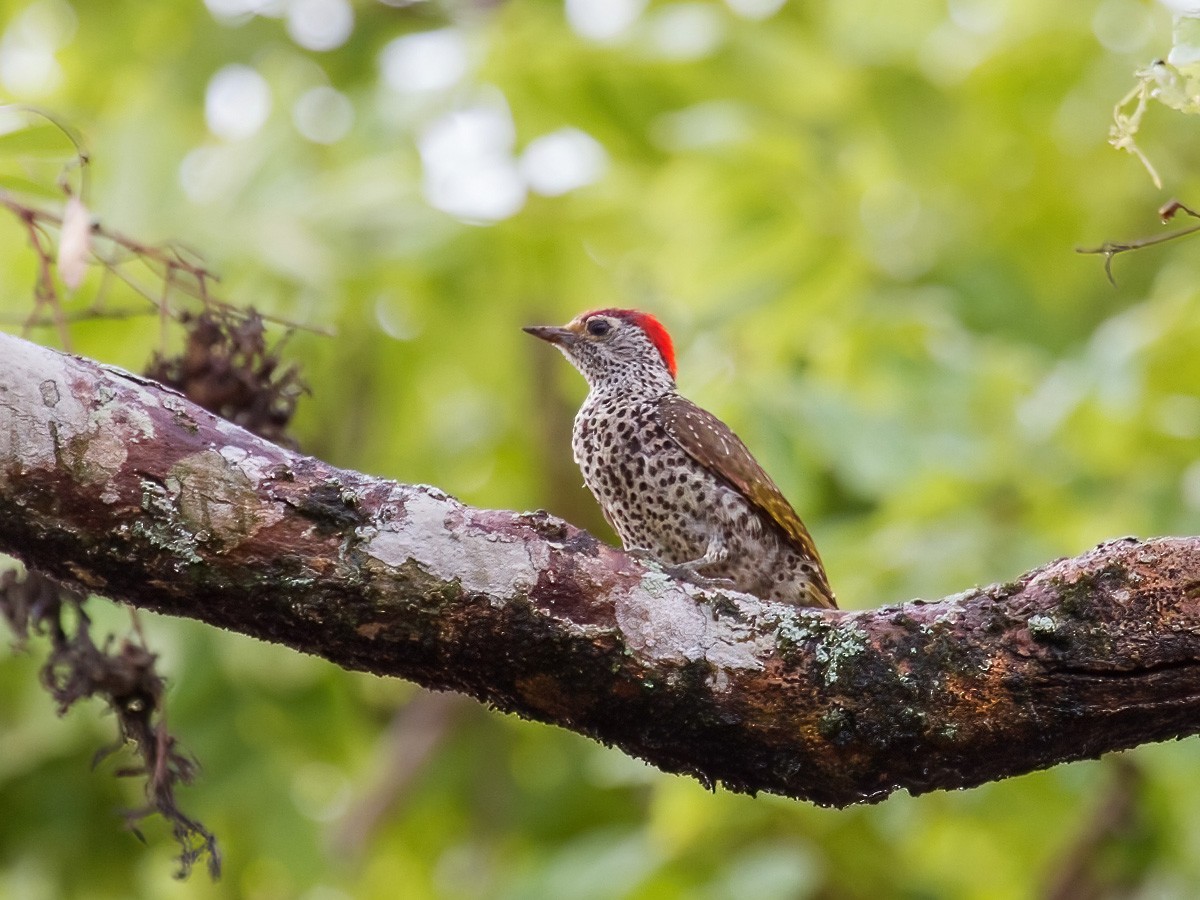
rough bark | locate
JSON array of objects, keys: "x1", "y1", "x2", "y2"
[{"x1": 0, "y1": 332, "x2": 1197, "y2": 808}]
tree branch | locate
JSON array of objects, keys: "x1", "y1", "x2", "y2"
[{"x1": 0, "y1": 332, "x2": 1198, "y2": 807}]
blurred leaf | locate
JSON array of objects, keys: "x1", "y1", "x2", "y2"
[
  {"x1": 0, "y1": 173, "x2": 62, "y2": 198},
  {"x1": 0, "y1": 121, "x2": 75, "y2": 157}
]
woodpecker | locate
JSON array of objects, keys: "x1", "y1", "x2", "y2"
[{"x1": 524, "y1": 308, "x2": 836, "y2": 609}]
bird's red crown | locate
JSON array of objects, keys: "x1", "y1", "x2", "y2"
[{"x1": 585, "y1": 308, "x2": 677, "y2": 379}]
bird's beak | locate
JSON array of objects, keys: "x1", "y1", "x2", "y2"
[{"x1": 523, "y1": 324, "x2": 578, "y2": 348}]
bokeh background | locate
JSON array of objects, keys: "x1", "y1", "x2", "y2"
[{"x1": 2, "y1": 0, "x2": 1200, "y2": 897}]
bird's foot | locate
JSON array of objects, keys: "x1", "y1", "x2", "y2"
[
  {"x1": 624, "y1": 546, "x2": 659, "y2": 563},
  {"x1": 668, "y1": 570, "x2": 740, "y2": 592},
  {"x1": 662, "y1": 560, "x2": 738, "y2": 592},
  {"x1": 623, "y1": 548, "x2": 737, "y2": 591}
]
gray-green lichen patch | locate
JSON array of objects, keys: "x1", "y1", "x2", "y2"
[
  {"x1": 614, "y1": 573, "x2": 771, "y2": 673},
  {"x1": 614, "y1": 571, "x2": 703, "y2": 663},
  {"x1": 700, "y1": 593, "x2": 770, "y2": 673},
  {"x1": 65, "y1": 415, "x2": 129, "y2": 489},
  {"x1": 1027, "y1": 614, "x2": 1058, "y2": 640},
  {"x1": 132, "y1": 478, "x2": 203, "y2": 565},
  {"x1": 771, "y1": 605, "x2": 830, "y2": 650},
  {"x1": 167, "y1": 449, "x2": 283, "y2": 548},
  {"x1": 362, "y1": 488, "x2": 548, "y2": 598},
  {"x1": 925, "y1": 591, "x2": 979, "y2": 626},
  {"x1": 814, "y1": 621, "x2": 870, "y2": 685},
  {"x1": 160, "y1": 394, "x2": 200, "y2": 433},
  {"x1": 771, "y1": 606, "x2": 877, "y2": 684},
  {"x1": 218, "y1": 446, "x2": 288, "y2": 485},
  {"x1": 87, "y1": 375, "x2": 156, "y2": 442}
]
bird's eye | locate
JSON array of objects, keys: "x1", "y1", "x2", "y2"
[{"x1": 586, "y1": 318, "x2": 612, "y2": 337}]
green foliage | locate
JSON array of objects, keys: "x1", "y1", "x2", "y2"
[{"x1": 2, "y1": 0, "x2": 1200, "y2": 896}]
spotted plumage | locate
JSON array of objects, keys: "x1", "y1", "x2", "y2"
[{"x1": 524, "y1": 308, "x2": 836, "y2": 609}]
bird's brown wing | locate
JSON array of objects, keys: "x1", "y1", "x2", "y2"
[{"x1": 657, "y1": 393, "x2": 836, "y2": 609}]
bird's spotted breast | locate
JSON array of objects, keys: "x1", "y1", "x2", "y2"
[{"x1": 571, "y1": 388, "x2": 833, "y2": 607}]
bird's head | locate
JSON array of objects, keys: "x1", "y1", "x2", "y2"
[{"x1": 524, "y1": 308, "x2": 677, "y2": 392}]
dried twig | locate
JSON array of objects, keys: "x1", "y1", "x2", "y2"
[
  {"x1": 0, "y1": 569, "x2": 220, "y2": 878},
  {"x1": 0, "y1": 190, "x2": 331, "y2": 340},
  {"x1": 1076, "y1": 199, "x2": 1200, "y2": 284}
]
